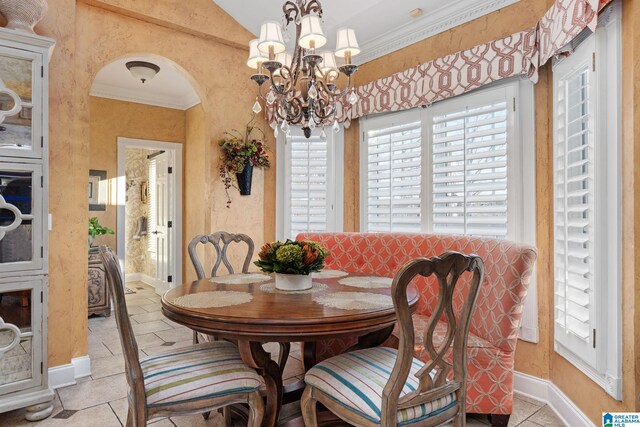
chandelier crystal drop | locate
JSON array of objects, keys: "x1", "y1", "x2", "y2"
[
  {"x1": 348, "y1": 89, "x2": 358, "y2": 105},
  {"x1": 247, "y1": 0, "x2": 360, "y2": 139},
  {"x1": 266, "y1": 90, "x2": 276, "y2": 105},
  {"x1": 252, "y1": 99, "x2": 263, "y2": 114}
]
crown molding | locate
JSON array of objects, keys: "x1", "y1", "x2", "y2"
[
  {"x1": 90, "y1": 82, "x2": 200, "y2": 111},
  {"x1": 355, "y1": 0, "x2": 521, "y2": 65}
]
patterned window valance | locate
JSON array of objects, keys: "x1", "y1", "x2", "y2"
[{"x1": 265, "y1": 0, "x2": 613, "y2": 127}]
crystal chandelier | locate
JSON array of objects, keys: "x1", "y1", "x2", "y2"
[{"x1": 247, "y1": 0, "x2": 361, "y2": 139}]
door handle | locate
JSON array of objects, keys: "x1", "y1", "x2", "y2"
[{"x1": 151, "y1": 231, "x2": 163, "y2": 235}]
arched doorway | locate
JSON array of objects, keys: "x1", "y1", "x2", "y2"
[{"x1": 87, "y1": 55, "x2": 205, "y2": 298}]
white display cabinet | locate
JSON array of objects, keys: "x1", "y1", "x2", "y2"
[{"x1": 0, "y1": 27, "x2": 55, "y2": 421}]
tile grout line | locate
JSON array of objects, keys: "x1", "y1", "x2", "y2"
[
  {"x1": 521, "y1": 404, "x2": 561, "y2": 427},
  {"x1": 107, "y1": 401, "x2": 124, "y2": 427}
]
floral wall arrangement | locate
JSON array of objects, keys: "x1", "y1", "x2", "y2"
[{"x1": 218, "y1": 116, "x2": 270, "y2": 208}]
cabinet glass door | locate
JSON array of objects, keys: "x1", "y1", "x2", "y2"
[
  {"x1": 0, "y1": 278, "x2": 42, "y2": 395},
  {"x1": 0, "y1": 46, "x2": 42, "y2": 159},
  {"x1": 0, "y1": 163, "x2": 43, "y2": 273}
]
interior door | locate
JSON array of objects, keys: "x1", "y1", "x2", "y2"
[{"x1": 151, "y1": 152, "x2": 174, "y2": 289}]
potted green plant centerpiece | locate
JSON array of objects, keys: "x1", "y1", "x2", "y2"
[
  {"x1": 218, "y1": 116, "x2": 270, "y2": 208},
  {"x1": 88, "y1": 217, "x2": 114, "y2": 247},
  {"x1": 254, "y1": 240, "x2": 327, "y2": 291}
]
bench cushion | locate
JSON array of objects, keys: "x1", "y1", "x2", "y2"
[{"x1": 297, "y1": 232, "x2": 537, "y2": 415}]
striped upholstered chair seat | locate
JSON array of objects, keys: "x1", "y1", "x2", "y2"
[
  {"x1": 140, "y1": 340, "x2": 263, "y2": 408},
  {"x1": 305, "y1": 347, "x2": 457, "y2": 425}
]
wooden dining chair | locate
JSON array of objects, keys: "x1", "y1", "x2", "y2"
[
  {"x1": 301, "y1": 251, "x2": 484, "y2": 427},
  {"x1": 188, "y1": 232, "x2": 254, "y2": 345},
  {"x1": 98, "y1": 246, "x2": 264, "y2": 427},
  {"x1": 188, "y1": 231, "x2": 255, "y2": 279},
  {"x1": 187, "y1": 232, "x2": 290, "y2": 373}
]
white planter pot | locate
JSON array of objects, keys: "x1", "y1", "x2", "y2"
[
  {"x1": 0, "y1": 0, "x2": 48, "y2": 34},
  {"x1": 275, "y1": 273, "x2": 312, "y2": 291}
]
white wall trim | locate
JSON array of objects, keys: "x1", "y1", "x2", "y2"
[
  {"x1": 90, "y1": 84, "x2": 201, "y2": 111},
  {"x1": 125, "y1": 273, "x2": 169, "y2": 295},
  {"x1": 72, "y1": 356, "x2": 91, "y2": 380},
  {"x1": 48, "y1": 356, "x2": 91, "y2": 390},
  {"x1": 125, "y1": 272, "x2": 154, "y2": 286},
  {"x1": 514, "y1": 371, "x2": 595, "y2": 427},
  {"x1": 356, "y1": 0, "x2": 520, "y2": 65}
]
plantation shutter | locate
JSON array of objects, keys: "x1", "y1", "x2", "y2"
[
  {"x1": 428, "y1": 90, "x2": 510, "y2": 239},
  {"x1": 553, "y1": 39, "x2": 597, "y2": 367},
  {"x1": 363, "y1": 113, "x2": 422, "y2": 232},
  {"x1": 147, "y1": 158, "x2": 157, "y2": 256},
  {"x1": 287, "y1": 131, "x2": 329, "y2": 238}
]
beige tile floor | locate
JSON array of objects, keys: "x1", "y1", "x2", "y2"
[{"x1": 0, "y1": 282, "x2": 565, "y2": 427}]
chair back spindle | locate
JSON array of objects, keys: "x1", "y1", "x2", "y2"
[
  {"x1": 98, "y1": 246, "x2": 146, "y2": 416},
  {"x1": 382, "y1": 251, "x2": 484, "y2": 421},
  {"x1": 188, "y1": 232, "x2": 254, "y2": 279}
]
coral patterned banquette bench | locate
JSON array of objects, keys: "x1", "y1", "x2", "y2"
[{"x1": 297, "y1": 232, "x2": 537, "y2": 424}]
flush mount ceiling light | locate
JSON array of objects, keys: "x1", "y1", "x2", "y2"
[
  {"x1": 125, "y1": 61, "x2": 160, "y2": 84},
  {"x1": 248, "y1": 0, "x2": 361, "y2": 139}
]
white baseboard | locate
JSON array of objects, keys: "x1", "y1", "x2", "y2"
[
  {"x1": 125, "y1": 273, "x2": 166, "y2": 295},
  {"x1": 125, "y1": 272, "x2": 156, "y2": 285},
  {"x1": 48, "y1": 355, "x2": 91, "y2": 390},
  {"x1": 72, "y1": 355, "x2": 91, "y2": 379},
  {"x1": 126, "y1": 272, "x2": 155, "y2": 284},
  {"x1": 514, "y1": 371, "x2": 595, "y2": 427},
  {"x1": 125, "y1": 272, "x2": 143, "y2": 283}
]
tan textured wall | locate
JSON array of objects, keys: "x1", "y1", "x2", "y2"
[
  {"x1": 183, "y1": 104, "x2": 208, "y2": 284},
  {"x1": 340, "y1": 0, "x2": 638, "y2": 422},
  {"x1": 38, "y1": 1, "x2": 263, "y2": 367},
  {"x1": 81, "y1": 0, "x2": 253, "y2": 49},
  {"x1": 89, "y1": 97, "x2": 186, "y2": 251},
  {"x1": 38, "y1": 0, "x2": 87, "y2": 369},
  {"x1": 624, "y1": 2, "x2": 640, "y2": 412}
]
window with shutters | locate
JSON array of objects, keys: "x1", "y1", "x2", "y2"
[
  {"x1": 552, "y1": 7, "x2": 622, "y2": 400},
  {"x1": 276, "y1": 126, "x2": 344, "y2": 240},
  {"x1": 361, "y1": 82, "x2": 531, "y2": 243},
  {"x1": 363, "y1": 112, "x2": 422, "y2": 232},
  {"x1": 361, "y1": 79, "x2": 538, "y2": 343},
  {"x1": 426, "y1": 89, "x2": 513, "y2": 239}
]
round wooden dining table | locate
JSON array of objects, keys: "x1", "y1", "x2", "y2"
[{"x1": 161, "y1": 272, "x2": 419, "y2": 427}]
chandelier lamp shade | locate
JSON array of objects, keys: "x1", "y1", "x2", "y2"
[{"x1": 247, "y1": 0, "x2": 361, "y2": 138}]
